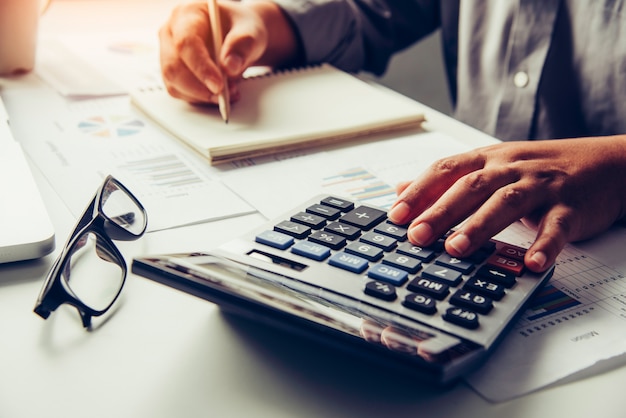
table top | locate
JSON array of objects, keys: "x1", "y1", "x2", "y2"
[{"x1": 1, "y1": 2, "x2": 625, "y2": 417}]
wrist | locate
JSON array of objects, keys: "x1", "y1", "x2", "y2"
[{"x1": 245, "y1": 0, "x2": 301, "y2": 67}]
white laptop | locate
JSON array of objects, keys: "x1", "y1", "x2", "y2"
[{"x1": 0, "y1": 94, "x2": 55, "y2": 263}]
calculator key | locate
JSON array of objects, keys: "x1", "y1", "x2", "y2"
[
  {"x1": 450, "y1": 290, "x2": 493, "y2": 314},
  {"x1": 321, "y1": 196, "x2": 355, "y2": 212},
  {"x1": 306, "y1": 204, "x2": 341, "y2": 220},
  {"x1": 329, "y1": 252, "x2": 368, "y2": 273},
  {"x1": 407, "y1": 277, "x2": 450, "y2": 300},
  {"x1": 344, "y1": 241, "x2": 383, "y2": 262},
  {"x1": 308, "y1": 230, "x2": 346, "y2": 250},
  {"x1": 464, "y1": 277, "x2": 506, "y2": 300},
  {"x1": 435, "y1": 254, "x2": 474, "y2": 274},
  {"x1": 475, "y1": 265, "x2": 516, "y2": 288},
  {"x1": 274, "y1": 220, "x2": 311, "y2": 239},
  {"x1": 374, "y1": 222, "x2": 408, "y2": 241},
  {"x1": 497, "y1": 244, "x2": 526, "y2": 261},
  {"x1": 339, "y1": 206, "x2": 387, "y2": 230},
  {"x1": 255, "y1": 230, "x2": 294, "y2": 250},
  {"x1": 421, "y1": 264, "x2": 463, "y2": 286},
  {"x1": 443, "y1": 307, "x2": 480, "y2": 329},
  {"x1": 291, "y1": 241, "x2": 331, "y2": 261},
  {"x1": 290, "y1": 212, "x2": 327, "y2": 229},
  {"x1": 360, "y1": 232, "x2": 397, "y2": 251},
  {"x1": 403, "y1": 293, "x2": 437, "y2": 315},
  {"x1": 364, "y1": 280, "x2": 397, "y2": 301},
  {"x1": 324, "y1": 222, "x2": 361, "y2": 240},
  {"x1": 486, "y1": 254, "x2": 525, "y2": 276},
  {"x1": 382, "y1": 253, "x2": 422, "y2": 274},
  {"x1": 368, "y1": 263, "x2": 408, "y2": 286},
  {"x1": 396, "y1": 243, "x2": 435, "y2": 262}
]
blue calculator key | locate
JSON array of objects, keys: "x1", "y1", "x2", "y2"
[
  {"x1": 291, "y1": 241, "x2": 331, "y2": 261},
  {"x1": 368, "y1": 263, "x2": 408, "y2": 286},
  {"x1": 329, "y1": 252, "x2": 368, "y2": 274},
  {"x1": 255, "y1": 230, "x2": 294, "y2": 250}
]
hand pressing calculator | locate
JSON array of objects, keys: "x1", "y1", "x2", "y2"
[{"x1": 132, "y1": 195, "x2": 554, "y2": 384}]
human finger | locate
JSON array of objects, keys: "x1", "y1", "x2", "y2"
[
  {"x1": 388, "y1": 152, "x2": 486, "y2": 226},
  {"x1": 523, "y1": 206, "x2": 573, "y2": 272}
]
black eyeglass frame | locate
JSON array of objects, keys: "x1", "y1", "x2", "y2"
[{"x1": 34, "y1": 175, "x2": 147, "y2": 328}]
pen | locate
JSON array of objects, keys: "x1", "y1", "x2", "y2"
[{"x1": 207, "y1": 0, "x2": 230, "y2": 124}]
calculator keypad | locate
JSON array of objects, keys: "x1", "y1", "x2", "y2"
[{"x1": 250, "y1": 196, "x2": 544, "y2": 341}]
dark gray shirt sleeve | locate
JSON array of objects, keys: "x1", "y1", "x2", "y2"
[{"x1": 272, "y1": 0, "x2": 441, "y2": 75}]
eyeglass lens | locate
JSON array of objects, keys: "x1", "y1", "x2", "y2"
[
  {"x1": 102, "y1": 180, "x2": 146, "y2": 236},
  {"x1": 63, "y1": 232, "x2": 125, "y2": 311}
]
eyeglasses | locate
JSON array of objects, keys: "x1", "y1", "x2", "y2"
[{"x1": 34, "y1": 175, "x2": 147, "y2": 328}]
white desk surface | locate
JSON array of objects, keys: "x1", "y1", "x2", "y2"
[{"x1": 1, "y1": 1, "x2": 625, "y2": 417}]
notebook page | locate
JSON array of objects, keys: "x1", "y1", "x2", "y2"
[{"x1": 131, "y1": 64, "x2": 425, "y2": 164}]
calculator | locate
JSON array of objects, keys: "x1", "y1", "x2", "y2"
[{"x1": 132, "y1": 195, "x2": 554, "y2": 384}]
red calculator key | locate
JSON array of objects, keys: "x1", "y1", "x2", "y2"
[{"x1": 486, "y1": 254, "x2": 524, "y2": 276}]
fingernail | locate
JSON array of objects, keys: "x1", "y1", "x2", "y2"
[
  {"x1": 448, "y1": 233, "x2": 471, "y2": 255},
  {"x1": 408, "y1": 222, "x2": 433, "y2": 245},
  {"x1": 530, "y1": 251, "x2": 547, "y2": 270},
  {"x1": 223, "y1": 54, "x2": 243, "y2": 75},
  {"x1": 204, "y1": 75, "x2": 221, "y2": 93},
  {"x1": 388, "y1": 202, "x2": 410, "y2": 223}
]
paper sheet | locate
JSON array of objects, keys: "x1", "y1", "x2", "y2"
[
  {"x1": 466, "y1": 223, "x2": 626, "y2": 402},
  {"x1": 5, "y1": 89, "x2": 253, "y2": 232}
]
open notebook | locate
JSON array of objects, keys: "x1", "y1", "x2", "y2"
[{"x1": 131, "y1": 64, "x2": 425, "y2": 164}]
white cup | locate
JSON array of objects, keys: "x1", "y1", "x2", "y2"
[{"x1": 0, "y1": 0, "x2": 50, "y2": 76}]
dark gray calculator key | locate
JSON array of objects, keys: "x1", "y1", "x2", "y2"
[
  {"x1": 382, "y1": 253, "x2": 422, "y2": 274},
  {"x1": 464, "y1": 277, "x2": 506, "y2": 301},
  {"x1": 306, "y1": 204, "x2": 341, "y2": 220},
  {"x1": 360, "y1": 231, "x2": 397, "y2": 252},
  {"x1": 274, "y1": 220, "x2": 311, "y2": 239},
  {"x1": 329, "y1": 252, "x2": 368, "y2": 274},
  {"x1": 368, "y1": 263, "x2": 408, "y2": 286},
  {"x1": 364, "y1": 280, "x2": 397, "y2": 301},
  {"x1": 374, "y1": 222, "x2": 408, "y2": 241},
  {"x1": 435, "y1": 254, "x2": 475, "y2": 274},
  {"x1": 324, "y1": 222, "x2": 361, "y2": 240},
  {"x1": 308, "y1": 230, "x2": 346, "y2": 250},
  {"x1": 443, "y1": 307, "x2": 479, "y2": 329},
  {"x1": 339, "y1": 206, "x2": 387, "y2": 230},
  {"x1": 321, "y1": 196, "x2": 355, "y2": 212},
  {"x1": 255, "y1": 230, "x2": 294, "y2": 250},
  {"x1": 450, "y1": 289, "x2": 493, "y2": 314},
  {"x1": 344, "y1": 241, "x2": 383, "y2": 262},
  {"x1": 403, "y1": 293, "x2": 437, "y2": 315},
  {"x1": 407, "y1": 277, "x2": 450, "y2": 300},
  {"x1": 290, "y1": 212, "x2": 327, "y2": 229},
  {"x1": 396, "y1": 242, "x2": 435, "y2": 262},
  {"x1": 421, "y1": 264, "x2": 463, "y2": 287},
  {"x1": 291, "y1": 241, "x2": 331, "y2": 261},
  {"x1": 475, "y1": 265, "x2": 516, "y2": 288}
]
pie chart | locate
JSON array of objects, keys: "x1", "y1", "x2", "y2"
[{"x1": 78, "y1": 115, "x2": 145, "y2": 138}]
